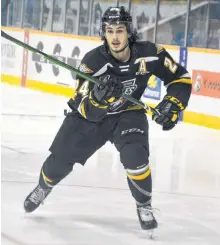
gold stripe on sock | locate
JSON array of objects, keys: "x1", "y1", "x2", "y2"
[
  {"x1": 41, "y1": 170, "x2": 53, "y2": 183},
  {"x1": 127, "y1": 168, "x2": 151, "y2": 180}
]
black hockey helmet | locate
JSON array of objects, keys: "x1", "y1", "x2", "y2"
[{"x1": 100, "y1": 6, "x2": 137, "y2": 42}]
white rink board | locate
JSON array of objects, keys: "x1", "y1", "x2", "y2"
[
  {"x1": 187, "y1": 50, "x2": 220, "y2": 116},
  {"x1": 27, "y1": 33, "x2": 101, "y2": 86},
  {"x1": 1, "y1": 30, "x2": 24, "y2": 77}
]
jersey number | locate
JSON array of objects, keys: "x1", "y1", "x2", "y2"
[
  {"x1": 76, "y1": 80, "x2": 89, "y2": 96},
  {"x1": 164, "y1": 57, "x2": 178, "y2": 73}
]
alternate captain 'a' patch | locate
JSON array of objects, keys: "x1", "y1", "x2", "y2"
[
  {"x1": 135, "y1": 57, "x2": 158, "y2": 75},
  {"x1": 135, "y1": 58, "x2": 147, "y2": 75}
]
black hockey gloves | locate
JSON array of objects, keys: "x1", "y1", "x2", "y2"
[
  {"x1": 91, "y1": 75, "x2": 124, "y2": 105},
  {"x1": 152, "y1": 96, "x2": 185, "y2": 131}
]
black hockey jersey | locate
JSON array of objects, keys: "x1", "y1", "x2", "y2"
[{"x1": 68, "y1": 41, "x2": 192, "y2": 122}]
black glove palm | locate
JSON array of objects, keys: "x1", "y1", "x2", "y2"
[
  {"x1": 92, "y1": 75, "x2": 124, "y2": 104},
  {"x1": 152, "y1": 96, "x2": 185, "y2": 131}
]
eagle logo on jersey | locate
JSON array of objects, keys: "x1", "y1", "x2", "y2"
[
  {"x1": 78, "y1": 63, "x2": 93, "y2": 74},
  {"x1": 155, "y1": 44, "x2": 164, "y2": 54}
]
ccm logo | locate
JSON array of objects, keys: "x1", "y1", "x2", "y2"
[{"x1": 121, "y1": 128, "x2": 144, "y2": 135}]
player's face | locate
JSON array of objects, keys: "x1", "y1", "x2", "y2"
[{"x1": 105, "y1": 24, "x2": 129, "y2": 52}]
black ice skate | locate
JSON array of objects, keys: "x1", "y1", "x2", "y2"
[
  {"x1": 24, "y1": 184, "x2": 52, "y2": 213},
  {"x1": 137, "y1": 204, "x2": 158, "y2": 233}
]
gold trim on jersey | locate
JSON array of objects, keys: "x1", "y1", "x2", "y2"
[{"x1": 80, "y1": 102, "x2": 87, "y2": 118}]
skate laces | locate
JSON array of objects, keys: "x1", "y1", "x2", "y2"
[
  {"x1": 29, "y1": 186, "x2": 49, "y2": 205},
  {"x1": 138, "y1": 206, "x2": 158, "y2": 222}
]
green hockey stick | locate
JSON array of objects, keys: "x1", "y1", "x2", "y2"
[{"x1": 1, "y1": 30, "x2": 159, "y2": 115}]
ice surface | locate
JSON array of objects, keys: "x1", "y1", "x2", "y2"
[{"x1": 1, "y1": 83, "x2": 220, "y2": 245}]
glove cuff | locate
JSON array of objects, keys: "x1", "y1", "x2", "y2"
[{"x1": 164, "y1": 95, "x2": 185, "y2": 111}]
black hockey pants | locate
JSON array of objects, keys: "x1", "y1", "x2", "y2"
[{"x1": 39, "y1": 110, "x2": 152, "y2": 204}]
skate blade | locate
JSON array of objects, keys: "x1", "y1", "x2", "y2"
[
  {"x1": 147, "y1": 229, "x2": 154, "y2": 239},
  {"x1": 139, "y1": 229, "x2": 156, "y2": 240}
]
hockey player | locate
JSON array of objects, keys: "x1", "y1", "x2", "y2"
[{"x1": 24, "y1": 6, "x2": 192, "y2": 231}]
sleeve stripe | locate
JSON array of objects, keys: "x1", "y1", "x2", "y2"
[
  {"x1": 167, "y1": 78, "x2": 192, "y2": 87},
  {"x1": 77, "y1": 95, "x2": 88, "y2": 118},
  {"x1": 80, "y1": 102, "x2": 87, "y2": 118},
  {"x1": 179, "y1": 73, "x2": 191, "y2": 79}
]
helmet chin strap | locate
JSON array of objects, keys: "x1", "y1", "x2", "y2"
[{"x1": 110, "y1": 41, "x2": 129, "y2": 53}]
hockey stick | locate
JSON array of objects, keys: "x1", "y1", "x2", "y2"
[{"x1": 1, "y1": 30, "x2": 159, "y2": 115}]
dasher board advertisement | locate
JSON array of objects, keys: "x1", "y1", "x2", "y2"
[
  {"x1": 1, "y1": 30, "x2": 24, "y2": 77},
  {"x1": 192, "y1": 70, "x2": 220, "y2": 99}
]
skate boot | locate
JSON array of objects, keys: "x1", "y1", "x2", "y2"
[
  {"x1": 137, "y1": 204, "x2": 158, "y2": 232},
  {"x1": 24, "y1": 184, "x2": 52, "y2": 213}
]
